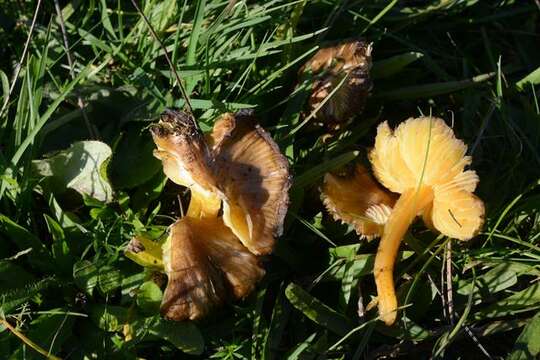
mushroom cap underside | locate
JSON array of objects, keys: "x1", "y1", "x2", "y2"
[
  {"x1": 161, "y1": 217, "x2": 265, "y2": 321},
  {"x1": 321, "y1": 163, "x2": 397, "y2": 239}
]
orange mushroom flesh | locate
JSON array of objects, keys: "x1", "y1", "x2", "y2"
[
  {"x1": 321, "y1": 163, "x2": 397, "y2": 239},
  {"x1": 144, "y1": 109, "x2": 290, "y2": 320},
  {"x1": 369, "y1": 117, "x2": 484, "y2": 325},
  {"x1": 300, "y1": 39, "x2": 372, "y2": 131}
]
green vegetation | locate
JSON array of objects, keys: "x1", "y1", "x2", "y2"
[{"x1": 0, "y1": 0, "x2": 539, "y2": 358}]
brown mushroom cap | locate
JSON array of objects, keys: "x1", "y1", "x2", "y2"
[
  {"x1": 212, "y1": 110, "x2": 291, "y2": 255},
  {"x1": 150, "y1": 109, "x2": 219, "y2": 196},
  {"x1": 161, "y1": 217, "x2": 265, "y2": 321},
  {"x1": 321, "y1": 163, "x2": 397, "y2": 239},
  {"x1": 300, "y1": 39, "x2": 373, "y2": 130}
]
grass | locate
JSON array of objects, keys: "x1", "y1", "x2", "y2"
[{"x1": 0, "y1": 0, "x2": 539, "y2": 358}]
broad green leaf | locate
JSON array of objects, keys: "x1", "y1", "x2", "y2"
[
  {"x1": 285, "y1": 283, "x2": 353, "y2": 336},
  {"x1": 457, "y1": 263, "x2": 518, "y2": 303},
  {"x1": 9, "y1": 310, "x2": 75, "y2": 360},
  {"x1": 73, "y1": 260, "x2": 99, "y2": 295},
  {"x1": 97, "y1": 265, "x2": 122, "y2": 294},
  {"x1": 326, "y1": 251, "x2": 414, "y2": 282},
  {"x1": 109, "y1": 127, "x2": 161, "y2": 189},
  {"x1": 507, "y1": 311, "x2": 540, "y2": 360},
  {"x1": 0, "y1": 261, "x2": 34, "y2": 292},
  {"x1": 89, "y1": 304, "x2": 128, "y2": 332},
  {"x1": 125, "y1": 235, "x2": 164, "y2": 270},
  {"x1": 32, "y1": 141, "x2": 114, "y2": 202},
  {"x1": 0, "y1": 214, "x2": 54, "y2": 272},
  {"x1": 43, "y1": 214, "x2": 72, "y2": 274},
  {"x1": 0, "y1": 277, "x2": 56, "y2": 314},
  {"x1": 148, "y1": 318, "x2": 204, "y2": 355},
  {"x1": 136, "y1": 281, "x2": 163, "y2": 314},
  {"x1": 516, "y1": 66, "x2": 540, "y2": 90},
  {"x1": 372, "y1": 52, "x2": 424, "y2": 79},
  {"x1": 376, "y1": 317, "x2": 431, "y2": 341},
  {"x1": 475, "y1": 282, "x2": 540, "y2": 320},
  {"x1": 121, "y1": 272, "x2": 146, "y2": 297}
]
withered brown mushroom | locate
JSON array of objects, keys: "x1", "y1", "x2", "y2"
[
  {"x1": 143, "y1": 109, "x2": 290, "y2": 321},
  {"x1": 161, "y1": 217, "x2": 265, "y2": 321},
  {"x1": 300, "y1": 39, "x2": 373, "y2": 131}
]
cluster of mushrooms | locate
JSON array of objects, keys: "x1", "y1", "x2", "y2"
[
  {"x1": 127, "y1": 109, "x2": 290, "y2": 321},
  {"x1": 126, "y1": 39, "x2": 485, "y2": 326}
]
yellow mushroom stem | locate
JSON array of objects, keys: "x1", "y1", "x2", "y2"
[
  {"x1": 186, "y1": 189, "x2": 221, "y2": 219},
  {"x1": 374, "y1": 186, "x2": 434, "y2": 325}
]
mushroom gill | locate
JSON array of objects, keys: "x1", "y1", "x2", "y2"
[
  {"x1": 300, "y1": 39, "x2": 373, "y2": 131},
  {"x1": 368, "y1": 117, "x2": 485, "y2": 325},
  {"x1": 321, "y1": 163, "x2": 397, "y2": 239}
]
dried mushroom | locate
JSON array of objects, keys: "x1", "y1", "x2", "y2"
[
  {"x1": 300, "y1": 39, "x2": 373, "y2": 131},
  {"x1": 161, "y1": 217, "x2": 265, "y2": 321}
]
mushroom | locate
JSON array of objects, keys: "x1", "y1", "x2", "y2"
[
  {"x1": 321, "y1": 163, "x2": 397, "y2": 239},
  {"x1": 300, "y1": 39, "x2": 372, "y2": 131},
  {"x1": 142, "y1": 109, "x2": 290, "y2": 320},
  {"x1": 161, "y1": 217, "x2": 265, "y2": 321},
  {"x1": 369, "y1": 117, "x2": 484, "y2": 325},
  {"x1": 321, "y1": 117, "x2": 484, "y2": 326}
]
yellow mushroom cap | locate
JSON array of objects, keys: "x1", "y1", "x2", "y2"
[
  {"x1": 321, "y1": 163, "x2": 397, "y2": 239},
  {"x1": 161, "y1": 217, "x2": 265, "y2": 321},
  {"x1": 369, "y1": 117, "x2": 484, "y2": 240}
]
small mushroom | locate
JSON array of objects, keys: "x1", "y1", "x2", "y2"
[
  {"x1": 161, "y1": 217, "x2": 265, "y2": 321},
  {"x1": 321, "y1": 163, "x2": 397, "y2": 239},
  {"x1": 300, "y1": 39, "x2": 372, "y2": 131},
  {"x1": 369, "y1": 117, "x2": 484, "y2": 325}
]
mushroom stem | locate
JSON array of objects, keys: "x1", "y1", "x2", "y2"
[
  {"x1": 186, "y1": 189, "x2": 221, "y2": 219},
  {"x1": 374, "y1": 186, "x2": 434, "y2": 325}
]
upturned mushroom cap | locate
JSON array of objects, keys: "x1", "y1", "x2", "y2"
[
  {"x1": 321, "y1": 163, "x2": 397, "y2": 239},
  {"x1": 300, "y1": 39, "x2": 373, "y2": 130},
  {"x1": 369, "y1": 117, "x2": 484, "y2": 239},
  {"x1": 211, "y1": 110, "x2": 291, "y2": 255},
  {"x1": 161, "y1": 217, "x2": 265, "y2": 321}
]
